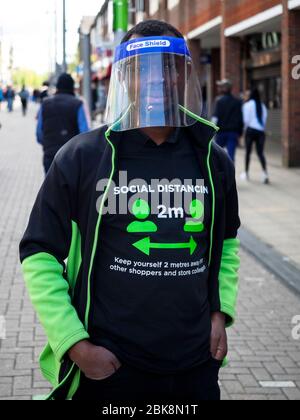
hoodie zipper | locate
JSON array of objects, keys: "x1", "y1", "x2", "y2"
[
  {"x1": 206, "y1": 138, "x2": 216, "y2": 266},
  {"x1": 84, "y1": 127, "x2": 116, "y2": 330},
  {"x1": 177, "y1": 105, "x2": 219, "y2": 266},
  {"x1": 83, "y1": 106, "x2": 132, "y2": 330},
  {"x1": 45, "y1": 363, "x2": 77, "y2": 400},
  {"x1": 44, "y1": 126, "x2": 116, "y2": 401}
]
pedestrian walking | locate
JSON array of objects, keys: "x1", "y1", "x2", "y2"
[
  {"x1": 20, "y1": 20, "x2": 240, "y2": 402},
  {"x1": 5, "y1": 86, "x2": 15, "y2": 112},
  {"x1": 39, "y1": 81, "x2": 49, "y2": 103},
  {"x1": 212, "y1": 79, "x2": 244, "y2": 162},
  {"x1": 36, "y1": 73, "x2": 90, "y2": 174},
  {"x1": 0, "y1": 85, "x2": 4, "y2": 111},
  {"x1": 32, "y1": 89, "x2": 41, "y2": 103},
  {"x1": 19, "y1": 85, "x2": 30, "y2": 116},
  {"x1": 241, "y1": 88, "x2": 269, "y2": 184}
]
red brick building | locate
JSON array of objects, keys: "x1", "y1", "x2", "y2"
[{"x1": 144, "y1": 0, "x2": 300, "y2": 167}]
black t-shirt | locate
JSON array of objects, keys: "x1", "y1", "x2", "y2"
[{"x1": 91, "y1": 128, "x2": 212, "y2": 374}]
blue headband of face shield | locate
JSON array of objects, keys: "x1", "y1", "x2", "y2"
[
  {"x1": 114, "y1": 36, "x2": 191, "y2": 64},
  {"x1": 105, "y1": 36, "x2": 203, "y2": 131}
]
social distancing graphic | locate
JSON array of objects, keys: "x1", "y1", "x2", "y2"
[
  {"x1": 184, "y1": 199, "x2": 205, "y2": 233},
  {"x1": 126, "y1": 198, "x2": 205, "y2": 256},
  {"x1": 127, "y1": 199, "x2": 158, "y2": 233}
]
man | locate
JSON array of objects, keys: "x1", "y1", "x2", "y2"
[
  {"x1": 0, "y1": 85, "x2": 3, "y2": 129},
  {"x1": 0, "y1": 85, "x2": 4, "y2": 111},
  {"x1": 19, "y1": 85, "x2": 30, "y2": 116},
  {"x1": 5, "y1": 86, "x2": 15, "y2": 113},
  {"x1": 212, "y1": 79, "x2": 244, "y2": 162},
  {"x1": 36, "y1": 73, "x2": 90, "y2": 173},
  {"x1": 20, "y1": 21, "x2": 240, "y2": 402},
  {"x1": 39, "y1": 81, "x2": 50, "y2": 102}
]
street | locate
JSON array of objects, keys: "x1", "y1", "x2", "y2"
[{"x1": 0, "y1": 104, "x2": 300, "y2": 400}]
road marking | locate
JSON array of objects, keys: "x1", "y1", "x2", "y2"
[
  {"x1": 259, "y1": 381, "x2": 296, "y2": 388},
  {"x1": 0, "y1": 316, "x2": 6, "y2": 340}
]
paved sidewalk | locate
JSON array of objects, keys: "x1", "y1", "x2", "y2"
[
  {"x1": 0, "y1": 107, "x2": 299, "y2": 400},
  {"x1": 235, "y1": 140, "x2": 300, "y2": 269}
]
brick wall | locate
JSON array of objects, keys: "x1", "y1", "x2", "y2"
[
  {"x1": 221, "y1": 0, "x2": 242, "y2": 95},
  {"x1": 281, "y1": 1, "x2": 300, "y2": 167},
  {"x1": 180, "y1": 0, "x2": 221, "y2": 34},
  {"x1": 165, "y1": 1, "x2": 182, "y2": 29},
  {"x1": 147, "y1": 0, "x2": 281, "y2": 33},
  {"x1": 146, "y1": 0, "x2": 221, "y2": 34},
  {"x1": 211, "y1": 48, "x2": 221, "y2": 99},
  {"x1": 224, "y1": 0, "x2": 281, "y2": 28}
]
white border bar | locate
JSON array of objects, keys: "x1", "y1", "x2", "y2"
[
  {"x1": 289, "y1": 0, "x2": 300, "y2": 9},
  {"x1": 187, "y1": 16, "x2": 222, "y2": 40},
  {"x1": 225, "y1": 5, "x2": 283, "y2": 37}
]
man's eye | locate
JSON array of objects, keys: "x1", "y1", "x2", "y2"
[
  {"x1": 138, "y1": 66, "x2": 148, "y2": 74},
  {"x1": 164, "y1": 64, "x2": 176, "y2": 71}
]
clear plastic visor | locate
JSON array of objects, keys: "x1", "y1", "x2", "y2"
[{"x1": 105, "y1": 38, "x2": 203, "y2": 131}]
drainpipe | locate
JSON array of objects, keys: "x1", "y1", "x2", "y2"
[
  {"x1": 80, "y1": 26, "x2": 92, "y2": 116},
  {"x1": 136, "y1": 0, "x2": 145, "y2": 24}
]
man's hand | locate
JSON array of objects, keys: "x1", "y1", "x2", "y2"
[
  {"x1": 210, "y1": 312, "x2": 228, "y2": 361},
  {"x1": 68, "y1": 340, "x2": 122, "y2": 381}
]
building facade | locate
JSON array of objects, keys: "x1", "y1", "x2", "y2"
[
  {"x1": 82, "y1": 1, "x2": 147, "y2": 119},
  {"x1": 144, "y1": 0, "x2": 300, "y2": 167}
]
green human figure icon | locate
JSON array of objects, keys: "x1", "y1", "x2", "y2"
[
  {"x1": 184, "y1": 199, "x2": 205, "y2": 233},
  {"x1": 127, "y1": 199, "x2": 158, "y2": 233}
]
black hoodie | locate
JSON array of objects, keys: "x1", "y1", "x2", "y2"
[{"x1": 20, "y1": 119, "x2": 241, "y2": 399}]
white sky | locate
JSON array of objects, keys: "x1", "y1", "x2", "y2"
[{"x1": 0, "y1": 0, "x2": 104, "y2": 74}]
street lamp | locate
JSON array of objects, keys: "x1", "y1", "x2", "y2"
[
  {"x1": 113, "y1": 0, "x2": 128, "y2": 45},
  {"x1": 62, "y1": 0, "x2": 67, "y2": 72}
]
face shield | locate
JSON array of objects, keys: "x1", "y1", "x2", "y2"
[{"x1": 105, "y1": 36, "x2": 203, "y2": 131}]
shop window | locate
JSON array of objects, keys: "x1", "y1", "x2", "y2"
[
  {"x1": 248, "y1": 33, "x2": 281, "y2": 54},
  {"x1": 253, "y1": 77, "x2": 282, "y2": 110}
]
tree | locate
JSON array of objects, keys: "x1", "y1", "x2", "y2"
[{"x1": 12, "y1": 68, "x2": 49, "y2": 89}]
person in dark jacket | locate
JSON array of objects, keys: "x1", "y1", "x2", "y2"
[
  {"x1": 5, "y1": 86, "x2": 15, "y2": 112},
  {"x1": 39, "y1": 81, "x2": 49, "y2": 103},
  {"x1": 0, "y1": 85, "x2": 4, "y2": 111},
  {"x1": 19, "y1": 85, "x2": 30, "y2": 116},
  {"x1": 36, "y1": 73, "x2": 90, "y2": 174},
  {"x1": 212, "y1": 79, "x2": 244, "y2": 163},
  {"x1": 20, "y1": 21, "x2": 240, "y2": 402}
]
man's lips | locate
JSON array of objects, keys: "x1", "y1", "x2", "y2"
[{"x1": 147, "y1": 97, "x2": 165, "y2": 104}]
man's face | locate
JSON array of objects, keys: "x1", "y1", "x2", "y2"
[
  {"x1": 218, "y1": 84, "x2": 231, "y2": 95},
  {"x1": 121, "y1": 34, "x2": 189, "y2": 118}
]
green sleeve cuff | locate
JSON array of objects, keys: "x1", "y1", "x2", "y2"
[
  {"x1": 221, "y1": 304, "x2": 236, "y2": 328},
  {"x1": 54, "y1": 329, "x2": 90, "y2": 362},
  {"x1": 219, "y1": 238, "x2": 240, "y2": 329}
]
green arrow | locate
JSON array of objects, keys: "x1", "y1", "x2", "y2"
[{"x1": 133, "y1": 237, "x2": 198, "y2": 256}]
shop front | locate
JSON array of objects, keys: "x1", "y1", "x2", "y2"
[{"x1": 245, "y1": 32, "x2": 282, "y2": 143}]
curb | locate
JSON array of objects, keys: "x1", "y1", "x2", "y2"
[{"x1": 239, "y1": 227, "x2": 300, "y2": 296}]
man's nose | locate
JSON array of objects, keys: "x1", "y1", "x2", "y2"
[{"x1": 148, "y1": 71, "x2": 165, "y2": 84}]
